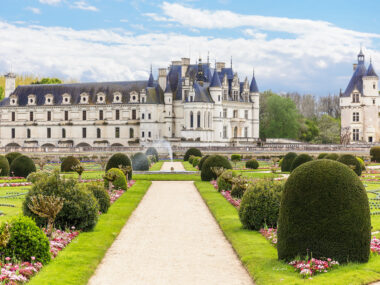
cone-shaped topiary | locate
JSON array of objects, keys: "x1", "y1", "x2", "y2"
[
  {"x1": 370, "y1": 146, "x2": 380, "y2": 162},
  {"x1": 317, "y1": 153, "x2": 328, "y2": 159},
  {"x1": 0, "y1": 155, "x2": 10, "y2": 176},
  {"x1": 132, "y1": 152, "x2": 150, "y2": 171},
  {"x1": 201, "y1": 155, "x2": 232, "y2": 181},
  {"x1": 104, "y1": 168, "x2": 127, "y2": 190},
  {"x1": 277, "y1": 160, "x2": 371, "y2": 263},
  {"x1": 60, "y1": 156, "x2": 80, "y2": 172},
  {"x1": 337, "y1": 154, "x2": 362, "y2": 176},
  {"x1": 105, "y1": 153, "x2": 132, "y2": 179},
  {"x1": 281, "y1": 152, "x2": 297, "y2": 172},
  {"x1": 324, "y1": 153, "x2": 339, "y2": 160},
  {"x1": 246, "y1": 159, "x2": 259, "y2": 169},
  {"x1": 198, "y1": 155, "x2": 209, "y2": 171},
  {"x1": 290, "y1": 154, "x2": 313, "y2": 172},
  {"x1": 184, "y1": 148, "x2": 202, "y2": 161},
  {"x1": 5, "y1": 152, "x2": 22, "y2": 166},
  {"x1": 146, "y1": 147, "x2": 159, "y2": 162},
  {"x1": 10, "y1": 155, "x2": 36, "y2": 178}
]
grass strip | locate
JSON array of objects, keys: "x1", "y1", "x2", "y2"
[
  {"x1": 182, "y1": 161, "x2": 198, "y2": 171},
  {"x1": 133, "y1": 173, "x2": 200, "y2": 181},
  {"x1": 195, "y1": 181, "x2": 380, "y2": 285},
  {"x1": 28, "y1": 180, "x2": 152, "y2": 285},
  {"x1": 149, "y1": 161, "x2": 164, "y2": 171}
]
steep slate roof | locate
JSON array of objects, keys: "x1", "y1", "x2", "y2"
[
  {"x1": 193, "y1": 82, "x2": 214, "y2": 103},
  {"x1": 0, "y1": 80, "x2": 165, "y2": 106},
  {"x1": 342, "y1": 62, "x2": 367, "y2": 97},
  {"x1": 250, "y1": 73, "x2": 259, "y2": 93},
  {"x1": 366, "y1": 61, "x2": 378, "y2": 77},
  {"x1": 210, "y1": 70, "x2": 222, "y2": 87}
]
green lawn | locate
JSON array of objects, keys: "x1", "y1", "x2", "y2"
[
  {"x1": 195, "y1": 181, "x2": 380, "y2": 285},
  {"x1": 182, "y1": 161, "x2": 198, "y2": 171},
  {"x1": 237, "y1": 172, "x2": 279, "y2": 179},
  {"x1": 0, "y1": 186, "x2": 29, "y2": 223},
  {"x1": 28, "y1": 180, "x2": 152, "y2": 285},
  {"x1": 149, "y1": 161, "x2": 163, "y2": 171}
]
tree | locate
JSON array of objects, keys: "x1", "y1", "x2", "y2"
[
  {"x1": 299, "y1": 119, "x2": 319, "y2": 142},
  {"x1": 0, "y1": 86, "x2": 4, "y2": 100},
  {"x1": 32, "y1": 78, "x2": 62, "y2": 85},
  {"x1": 314, "y1": 114, "x2": 340, "y2": 144}
]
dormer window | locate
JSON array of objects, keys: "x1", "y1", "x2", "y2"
[
  {"x1": 80, "y1": 93, "x2": 89, "y2": 104},
  {"x1": 97, "y1": 92, "x2": 106, "y2": 104},
  {"x1": 45, "y1": 94, "x2": 54, "y2": 105},
  {"x1": 113, "y1": 92, "x2": 122, "y2": 103},
  {"x1": 62, "y1": 93, "x2": 71, "y2": 104},
  {"x1": 10, "y1": 95, "x2": 18, "y2": 106},
  {"x1": 352, "y1": 93, "x2": 360, "y2": 103},
  {"x1": 130, "y1": 91, "x2": 138, "y2": 103},
  {"x1": 28, "y1": 94, "x2": 36, "y2": 105}
]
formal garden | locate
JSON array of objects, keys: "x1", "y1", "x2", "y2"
[{"x1": 0, "y1": 147, "x2": 378, "y2": 284}]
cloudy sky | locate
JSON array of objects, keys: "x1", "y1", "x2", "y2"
[{"x1": 1, "y1": 0, "x2": 380, "y2": 96}]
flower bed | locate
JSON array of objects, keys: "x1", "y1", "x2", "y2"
[
  {"x1": 289, "y1": 258, "x2": 339, "y2": 278},
  {"x1": 211, "y1": 180, "x2": 241, "y2": 208},
  {"x1": 78, "y1": 179, "x2": 103, "y2": 183},
  {"x1": 259, "y1": 228, "x2": 277, "y2": 246},
  {"x1": 0, "y1": 182, "x2": 31, "y2": 188},
  {"x1": 371, "y1": 237, "x2": 380, "y2": 254},
  {"x1": 108, "y1": 180, "x2": 135, "y2": 204},
  {"x1": 0, "y1": 177, "x2": 25, "y2": 181},
  {"x1": 49, "y1": 229, "x2": 80, "y2": 258}
]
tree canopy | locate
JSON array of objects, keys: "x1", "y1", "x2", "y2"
[{"x1": 32, "y1": 78, "x2": 62, "y2": 85}]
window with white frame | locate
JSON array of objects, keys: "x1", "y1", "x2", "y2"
[
  {"x1": 10, "y1": 95, "x2": 17, "y2": 106},
  {"x1": 62, "y1": 93, "x2": 71, "y2": 104},
  {"x1": 45, "y1": 94, "x2": 54, "y2": 105},
  {"x1": 28, "y1": 94, "x2": 36, "y2": 105},
  {"x1": 353, "y1": 129, "x2": 359, "y2": 141},
  {"x1": 80, "y1": 93, "x2": 89, "y2": 104},
  {"x1": 113, "y1": 92, "x2": 122, "y2": 103},
  {"x1": 352, "y1": 93, "x2": 360, "y2": 103},
  {"x1": 97, "y1": 92, "x2": 106, "y2": 104},
  {"x1": 353, "y1": 112, "x2": 359, "y2": 122},
  {"x1": 223, "y1": 126, "x2": 227, "y2": 138}
]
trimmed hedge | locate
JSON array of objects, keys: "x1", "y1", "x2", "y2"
[
  {"x1": 280, "y1": 152, "x2": 297, "y2": 172},
  {"x1": 145, "y1": 147, "x2": 159, "y2": 162},
  {"x1": 324, "y1": 153, "x2": 339, "y2": 160},
  {"x1": 216, "y1": 170, "x2": 236, "y2": 191},
  {"x1": 132, "y1": 152, "x2": 149, "y2": 171},
  {"x1": 184, "y1": 148, "x2": 202, "y2": 161},
  {"x1": 10, "y1": 155, "x2": 36, "y2": 178},
  {"x1": 201, "y1": 155, "x2": 232, "y2": 181},
  {"x1": 105, "y1": 168, "x2": 127, "y2": 190},
  {"x1": 60, "y1": 156, "x2": 80, "y2": 172},
  {"x1": 370, "y1": 146, "x2": 380, "y2": 162},
  {"x1": 5, "y1": 152, "x2": 22, "y2": 166},
  {"x1": 0, "y1": 155, "x2": 10, "y2": 176},
  {"x1": 290, "y1": 154, "x2": 313, "y2": 172},
  {"x1": 198, "y1": 155, "x2": 209, "y2": 171},
  {"x1": 192, "y1": 156, "x2": 201, "y2": 167},
  {"x1": 86, "y1": 182, "x2": 111, "y2": 213},
  {"x1": 337, "y1": 154, "x2": 362, "y2": 176},
  {"x1": 105, "y1": 153, "x2": 132, "y2": 179},
  {"x1": 277, "y1": 160, "x2": 371, "y2": 263},
  {"x1": 246, "y1": 159, "x2": 259, "y2": 169},
  {"x1": 317, "y1": 153, "x2": 328, "y2": 159},
  {"x1": 357, "y1": 157, "x2": 366, "y2": 171}
]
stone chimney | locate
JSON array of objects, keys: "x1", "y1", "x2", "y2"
[
  {"x1": 158, "y1": 68, "x2": 167, "y2": 90},
  {"x1": 216, "y1": 62, "x2": 225, "y2": 72},
  {"x1": 181, "y1": 58, "x2": 190, "y2": 77},
  {"x1": 5, "y1": 72, "x2": 16, "y2": 98}
]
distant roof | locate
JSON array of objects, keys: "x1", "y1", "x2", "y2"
[
  {"x1": 366, "y1": 61, "x2": 378, "y2": 77},
  {"x1": 250, "y1": 73, "x2": 259, "y2": 93},
  {"x1": 210, "y1": 70, "x2": 222, "y2": 88},
  {"x1": 342, "y1": 62, "x2": 367, "y2": 97}
]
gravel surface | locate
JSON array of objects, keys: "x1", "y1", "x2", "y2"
[{"x1": 159, "y1": 161, "x2": 185, "y2": 171}]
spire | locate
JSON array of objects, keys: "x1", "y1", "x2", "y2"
[
  {"x1": 147, "y1": 66, "x2": 154, "y2": 87},
  {"x1": 250, "y1": 68, "x2": 259, "y2": 93},
  {"x1": 358, "y1": 47, "x2": 365, "y2": 64},
  {"x1": 210, "y1": 70, "x2": 222, "y2": 88},
  {"x1": 196, "y1": 57, "x2": 206, "y2": 83},
  {"x1": 230, "y1": 56, "x2": 233, "y2": 68},
  {"x1": 366, "y1": 60, "x2": 378, "y2": 77},
  {"x1": 164, "y1": 75, "x2": 172, "y2": 93}
]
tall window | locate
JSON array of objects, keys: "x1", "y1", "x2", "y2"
[
  {"x1": 208, "y1": 112, "x2": 211, "y2": 128},
  {"x1": 142, "y1": 131, "x2": 145, "y2": 138},
  {"x1": 62, "y1": 128, "x2": 66, "y2": 138},
  {"x1": 30, "y1": 111, "x2": 34, "y2": 121},
  {"x1": 197, "y1": 111, "x2": 201, "y2": 128},
  {"x1": 233, "y1": 110, "x2": 238, "y2": 118},
  {"x1": 148, "y1": 113, "x2": 151, "y2": 120},
  {"x1": 27, "y1": 128, "x2": 31, "y2": 139},
  {"x1": 148, "y1": 131, "x2": 151, "y2": 138},
  {"x1": 244, "y1": 127, "x2": 248, "y2": 138},
  {"x1": 115, "y1": 127, "x2": 120, "y2": 138},
  {"x1": 353, "y1": 112, "x2": 359, "y2": 122},
  {"x1": 132, "y1": 109, "x2": 136, "y2": 120},
  {"x1": 353, "y1": 129, "x2": 359, "y2": 141},
  {"x1": 11, "y1": 112, "x2": 15, "y2": 121},
  {"x1": 97, "y1": 128, "x2": 101, "y2": 138},
  {"x1": 115, "y1": 109, "x2": 120, "y2": 120},
  {"x1": 47, "y1": 111, "x2": 51, "y2": 121},
  {"x1": 223, "y1": 109, "x2": 227, "y2": 118},
  {"x1": 11, "y1": 128, "x2": 15, "y2": 139},
  {"x1": 244, "y1": 110, "x2": 248, "y2": 119},
  {"x1": 47, "y1": 128, "x2": 51, "y2": 138},
  {"x1": 64, "y1": 111, "x2": 69, "y2": 121},
  {"x1": 190, "y1": 111, "x2": 194, "y2": 128},
  {"x1": 99, "y1": 110, "x2": 103, "y2": 120},
  {"x1": 129, "y1": 128, "x2": 134, "y2": 138},
  {"x1": 82, "y1": 110, "x2": 87, "y2": 121},
  {"x1": 233, "y1": 90, "x2": 239, "y2": 101},
  {"x1": 352, "y1": 93, "x2": 360, "y2": 103},
  {"x1": 223, "y1": 89, "x2": 228, "y2": 100},
  {"x1": 234, "y1": 126, "x2": 238, "y2": 137},
  {"x1": 223, "y1": 126, "x2": 227, "y2": 138},
  {"x1": 142, "y1": 113, "x2": 145, "y2": 120},
  {"x1": 82, "y1": 128, "x2": 87, "y2": 138}
]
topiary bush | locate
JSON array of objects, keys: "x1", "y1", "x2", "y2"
[
  {"x1": 370, "y1": 146, "x2": 380, "y2": 162},
  {"x1": 277, "y1": 160, "x2": 371, "y2": 263},
  {"x1": 145, "y1": 147, "x2": 159, "y2": 163},
  {"x1": 10, "y1": 155, "x2": 36, "y2": 178},
  {"x1": 281, "y1": 152, "x2": 297, "y2": 172},
  {"x1": 324, "y1": 153, "x2": 339, "y2": 160},
  {"x1": 217, "y1": 170, "x2": 237, "y2": 191},
  {"x1": 239, "y1": 180, "x2": 284, "y2": 230},
  {"x1": 0, "y1": 216, "x2": 51, "y2": 264},
  {"x1": 0, "y1": 155, "x2": 10, "y2": 176},
  {"x1": 132, "y1": 152, "x2": 150, "y2": 171},
  {"x1": 192, "y1": 156, "x2": 201, "y2": 167},
  {"x1": 337, "y1": 154, "x2": 362, "y2": 176},
  {"x1": 105, "y1": 153, "x2": 132, "y2": 179},
  {"x1": 85, "y1": 182, "x2": 110, "y2": 213},
  {"x1": 201, "y1": 155, "x2": 232, "y2": 181},
  {"x1": 198, "y1": 155, "x2": 209, "y2": 171},
  {"x1": 5, "y1": 152, "x2": 22, "y2": 166},
  {"x1": 104, "y1": 168, "x2": 127, "y2": 190},
  {"x1": 357, "y1": 157, "x2": 366, "y2": 171},
  {"x1": 188, "y1": 155, "x2": 195, "y2": 165},
  {"x1": 60, "y1": 156, "x2": 80, "y2": 172},
  {"x1": 317, "y1": 153, "x2": 328, "y2": 159},
  {"x1": 23, "y1": 170, "x2": 99, "y2": 231},
  {"x1": 231, "y1": 176, "x2": 251, "y2": 199},
  {"x1": 246, "y1": 159, "x2": 259, "y2": 169},
  {"x1": 231, "y1": 154, "x2": 242, "y2": 167},
  {"x1": 184, "y1": 148, "x2": 202, "y2": 161},
  {"x1": 290, "y1": 154, "x2": 313, "y2": 172}
]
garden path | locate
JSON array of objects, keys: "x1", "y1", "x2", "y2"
[
  {"x1": 88, "y1": 180, "x2": 254, "y2": 285},
  {"x1": 160, "y1": 161, "x2": 185, "y2": 171}
]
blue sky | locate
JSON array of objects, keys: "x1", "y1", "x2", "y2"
[{"x1": 1, "y1": 0, "x2": 380, "y2": 96}]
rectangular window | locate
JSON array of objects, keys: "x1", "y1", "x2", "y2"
[
  {"x1": 223, "y1": 109, "x2": 227, "y2": 118},
  {"x1": 353, "y1": 129, "x2": 359, "y2": 141},
  {"x1": 148, "y1": 131, "x2": 151, "y2": 138},
  {"x1": 132, "y1": 109, "x2": 136, "y2": 120},
  {"x1": 115, "y1": 127, "x2": 120, "y2": 138},
  {"x1": 99, "y1": 110, "x2": 103, "y2": 120},
  {"x1": 30, "y1": 111, "x2": 34, "y2": 121},
  {"x1": 47, "y1": 128, "x2": 51, "y2": 138},
  {"x1": 233, "y1": 110, "x2": 238, "y2": 118},
  {"x1": 11, "y1": 128, "x2": 15, "y2": 139},
  {"x1": 115, "y1": 109, "x2": 120, "y2": 120},
  {"x1": 352, "y1": 93, "x2": 360, "y2": 103},
  {"x1": 27, "y1": 129, "x2": 31, "y2": 139},
  {"x1": 223, "y1": 126, "x2": 227, "y2": 138},
  {"x1": 142, "y1": 131, "x2": 145, "y2": 138},
  {"x1": 353, "y1": 112, "x2": 359, "y2": 122},
  {"x1": 11, "y1": 112, "x2": 15, "y2": 121},
  {"x1": 97, "y1": 128, "x2": 101, "y2": 138},
  {"x1": 47, "y1": 111, "x2": 51, "y2": 121},
  {"x1": 148, "y1": 113, "x2": 151, "y2": 120},
  {"x1": 223, "y1": 89, "x2": 228, "y2": 100},
  {"x1": 62, "y1": 128, "x2": 66, "y2": 138},
  {"x1": 244, "y1": 127, "x2": 248, "y2": 138},
  {"x1": 244, "y1": 110, "x2": 248, "y2": 119},
  {"x1": 64, "y1": 111, "x2": 69, "y2": 121},
  {"x1": 82, "y1": 127, "x2": 86, "y2": 138},
  {"x1": 82, "y1": 110, "x2": 87, "y2": 121}
]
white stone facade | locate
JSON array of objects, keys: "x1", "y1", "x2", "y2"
[{"x1": 0, "y1": 58, "x2": 260, "y2": 148}]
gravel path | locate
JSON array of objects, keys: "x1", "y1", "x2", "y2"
[
  {"x1": 88, "y1": 180, "x2": 253, "y2": 285},
  {"x1": 160, "y1": 161, "x2": 185, "y2": 171}
]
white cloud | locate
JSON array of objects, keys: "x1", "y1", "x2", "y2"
[
  {"x1": 39, "y1": 0, "x2": 62, "y2": 5},
  {"x1": 120, "y1": 19, "x2": 129, "y2": 23},
  {"x1": 26, "y1": 7, "x2": 41, "y2": 14},
  {"x1": 70, "y1": 1, "x2": 98, "y2": 12},
  {"x1": 143, "y1": 13, "x2": 170, "y2": 22}
]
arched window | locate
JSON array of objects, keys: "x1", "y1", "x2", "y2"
[
  {"x1": 130, "y1": 128, "x2": 134, "y2": 138},
  {"x1": 234, "y1": 126, "x2": 238, "y2": 138},
  {"x1": 190, "y1": 111, "x2": 194, "y2": 128},
  {"x1": 27, "y1": 128, "x2": 31, "y2": 139},
  {"x1": 97, "y1": 128, "x2": 101, "y2": 138},
  {"x1": 62, "y1": 128, "x2": 66, "y2": 138},
  {"x1": 197, "y1": 111, "x2": 201, "y2": 128}
]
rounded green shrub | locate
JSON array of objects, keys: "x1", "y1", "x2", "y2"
[
  {"x1": 357, "y1": 157, "x2": 366, "y2": 171},
  {"x1": 317, "y1": 153, "x2": 328, "y2": 159},
  {"x1": 231, "y1": 154, "x2": 242, "y2": 166},
  {"x1": 231, "y1": 183, "x2": 246, "y2": 199},
  {"x1": 239, "y1": 180, "x2": 283, "y2": 230},
  {"x1": 290, "y1": 154, "x2": 313, "y2": 172},
  {"x1": 184, "y1": 148, "x2": 202, "y2": 161},
  {"x1": 0, "y1": 155, "x2": 10, "y2": 176},
  {"x1": 10, "y1": 155, "x2": 36, "y2": 178},
  {"x1": 188, "y1": 155, "x2": 195, "y2": 165},
  {"x1": 370, "y1": 146, "x2": 380, "y2": 162},
  {"x1": 281, "y1": 152, "x2": 297, "y2": 172},
  {"x1": 324, "y1": 153, "x2": 339, "y2": 160},
  {"x1": 5, "y1": 152, "x2": 22, "y2": 166},
  {"x1": 60, "y1": 156, "x2": 80, "y2": 172},
  {"x1": 217, "y1": 170, "x2": 237, "y2": 191},
  {"x1": 27, "y1": 170, "x2": 50, "y2": 183},
  {"x1": 132, "y1": 152, "x2": 150, "y2": 171},
  {"x1": 201, "y1": 155, "x2": 232, "y2": 181},
  {"x1": 23, "y1": 170, "x2": 99, "y2": 231},
  {"x1": 337, "y1": 154, "x2": 362, "y2": 176},
  {"x1": 86, "y1": 182, "x2": 110, "y2": 213},
  {"x1": 0, "y1": 216, "x2": 51, "y2": 264},
  {"x1": 246, "y1": 159, "x2": 259, "y2": 169},
  {"x1": 145, "y1": 147, "x2": 159, "y2": 162},
  {"x1": 277, "y1": 160, "x2": 371, "y2": 263},
  {"x1": 105, "y1": 168, "x2": 127, "y2": 190},
  {"x1": 105, "y1": 153, "x2": 132, "y2": 179},
  {"x1": 192, "y1": 156, "x2": 201, "y2": 167},
  {"x1": 198, "y1": 155, "x2": 209, "y2": 171}
]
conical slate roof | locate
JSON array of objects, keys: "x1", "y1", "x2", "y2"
[
  {"x1": 250, "y1": 71, "x2": 259, "y2": 93},
  {"x1": 366, "y1": 61, "x2": 378, "y2": 77},
  {"x1": 147, "y1": 72, "x2": 155, "y2": 87},
  {"x1": 164, "y1": 76, "x2": 172, "y2": 93},
  {"x1": 342, "y1": 62, "x2": 367, "y2": 97},
  {"x1": 210, "y1": 70, "x2": 222, "y2": 87}
]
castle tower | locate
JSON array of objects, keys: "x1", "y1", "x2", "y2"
[
  {"x1": 164, "y1": 76, "x2": 174, "y2": 138},
  {"x1": 5, "y1": 72, "x2": 16, "y2": 98},
  {"x1": 249, "y1": 69, "x2": 260, "y2": 139}
]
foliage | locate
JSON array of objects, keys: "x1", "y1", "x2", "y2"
[
  {"x1": 314, "y1": 115, "x2": 340, "y2": 144},
  {"x1": 32, "y1": 78, "x2": 62, "y2": 85},
  {"x1": 84, "y1": 183, "x2": 110, "y2": 214},
  {"x1": 10, "y1": 155, "x2": 36, "y2": 177},
  {"x1": 246, "y1": 159, "x2": 259, "y2": 169},
  {"x1": 27, "y1": 170, "x2": 50, "y2": 183},
  {"x1": 281, "y1": 152, "x2": 297, "y2": 172},
  {"x1": 72, "y1": 164, "x2": 85, "y2": 177},
  {"x1": 0, "y1": 155, "x2": 10, "y2": 176},
  {"x1": 131, "y1": 152, "x2": 150, "y2": 171},
  {"x1": 356, "y1": 157, "x2": 366, "y2": 171},
  {"x1": 317, "y1": 153, "x2": 328, "y2": 159},
  {"x1": 324, "y1": 153, "x2": 339, "y2": 160},
  {"x1": 23, "y1": 170, "x2": 99, "y2": 231},
  {"x1": 0, "y1": 216, "x2": 51, "y2": 264},
  {"x1": 5, "y1": 152, "x2": 22, "y2": 166},
  {"x1": 299, "y1": 119, "x2": 319, "y2": 142},
  {"x1": 231, "y1": 154, "x2": 242, "y2": 167},
  {"x1": 370, "y1": 146, "x2": 380, "y2": 162},
  {"x1": 201, "y1": 155, "x2": 232, "y2": 181},
  {"x1": 217, "y1": 170, "x2": 237, "y2": 191},
  {"x1": 290, "y1": 154, "x2": 313, "y2": 172},
  {"x1": 104, "y1": 168, "x2": 127, "y2": 190},
  {"x1": 238, "y1": 180, "x2": 284, "y2": 230},
  {"x1": 231, "y1": 176, "x2": 251, "y2": 198},
  {"x1": 337, "y1": 154, "x2": 362, "y2": 176},
  {"x1": 188, "y1": 155, "x2": 195, "y2": 165},
  {"x1": 145, "y1": 147, "x2": 159, "y2": 162},
  {"x1": 277, "y1": 160, "x2": 371, "y2": 263},
  {"x1": 105, "y1": 153, "x2": 132, "y2": 179},
  {"x1": 0, "y1": 86, "x2": 3, "y2": 99},
  {"x1": 60, "y1": 156, "x2": 80, "y2": 172},
  {"x1": 198, "y1": 155, "x2": 209, "y2": 171},
  {"x1": 191, "y1": 156, "x2": 201, "y2": 167},
  {"x1": 184, "y1": 148, "x2": 202, "y2": 161}
]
